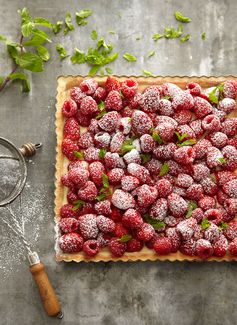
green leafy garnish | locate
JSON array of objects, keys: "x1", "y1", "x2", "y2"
[
  {"x1": 91, "y1": 30, "x2": 98, "y2": 40},
  {"x1": 99, "y1": 149, "x2": 107, "y2": 159},
  {"x1": 186, "y1": 201, "x2": 197, "y2": 218},
  {"x1": 143, "y1": 215, "x2": 166, "y2": 230},
  {"x1": 201, "y1": 218, "x2": 211, "y2": 230},
  {"x1": 162, "y1": 95, "x2": 171, "y2": 100},
  {"x1": 52, "y1": 21, "x2": 63, "y2": 34},
  {"x1": 123, "y1": 53, "x2": 137, "y2": 62},
  {"x1": 120, "y1": 139, "x2": 136, "y2": 155},
  {"x1": 102, "y1": 174, "x2": 109, "y2": 189},
  {"x1": 201, "y1": 32, "x2": 206, "y2": 40},
  {"x1": 15, "y1": 52, "x2": 44, "y2": 72},
  {"x1": 148, "y1": 50, "x2": 155, "y2": 58},
  {"x1": 9, "y1": 72, "x2": 30, "y2": 92},
  {"x1": 152, "y1": 33, "x2": 163, "y2": 41},
  {"x1": 56, "y1": 43, "x2": 69, "y2": 60},
  {"x1": 70, "y1": 48, "x2": 86, "y2": 64},
  {"x1": 64, "y1": 12, "x2": 74, "y2": 35},
  {"x1": 159, "y1": 163, "x2": 169, "y2": 177},
  {"x1": 174, "y1": 11, "x2": 191, "y2": 23},
  {"x1": 76, "y1": 9, "x2": 93, "y2": 26},
  {"x1": 218, "y1": 157, "x2": 226, "y2": 164},
  {"x1": 175, "y1": 131, "x2": 188, "y2": 143},
  {"x1": 72, "y1": 199, "x2": 85, "y2": 211},
  {"x1": 73, "y1": 151, "x2": 84, "y2": 159},
  {"x1": 142, "y1": 70, "x2": 153, "y2": 77},
  {"x1": 219, "y1": 221, "x2": 229, "y2": 231},
  {"x1": 152, "y1": 132, "x2": 163, "y2": 144},
  {"x1": 164, "y1": 25, "x2": 183, "y2": 39},
  {"x1": 37, "y1": 45, "x2": 50, "y2": 61},
  {"x1": 105, "y1": 67, "x2": 113, "y2": 74},
  {"x1": 96, "y1": 110, "x2": 107, "y2": 119},
  {"x1": 96, "y1": 188, "x2": 112, "y2": 201},
  {"x1": 89, "y1": 66, "x2": 99, "y2": 76},
  {"x1": 136, "y1": 36, "x2": 141, "y2": 40},
  {"x1": 140, "y1": 153, "x2": 152, "y2": 164},
  {"x1": 208, "y1": 83, "x2": 224, "y2": 104},
  {"x1": 178, "y1": 139, "x2": 196, "y2": 147},
  {"x1": 119, "y1": 234, "x2": 132, "y2": 243},
  {"x1": 180, "y1": 34, "x2": 190, "y2": 42}
]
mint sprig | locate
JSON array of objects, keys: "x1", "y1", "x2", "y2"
[
  {"x1": 119, "y1": 234, "x2": 132, "y2": 243},
  {"x1": 76, "y1": 9, "x2": 93, "y2": 26},
  {"x1": 123, "y1": 53, "x2": 137, "y2": 62},
  {"x1": 174, "y1": 11, "x2": 191, "y2": 23},
  {"x1": 72, "y1": 199, "x2": 85, "y2": 211},
  {"x1": 201, "y1": 218, "x2": 211, "y2": 230},
  {"x1": 73, "y1": 151, "x2": 84, "y2": 159},
  {"x1": 159, "y1": 163, "x2": 169, "y2": 177},
  {"x1": 185, "y1": 201, "x2": 197, "y2": 218},
  {"x1": 143, "y1": 215, "x2": 166, "y2": 230},
  {"x1": 120, "y1": 138, "x2": 136, "y2": 155},
  {"x1": 56, "y1": 44, "x2": 69, "y2": 60}
]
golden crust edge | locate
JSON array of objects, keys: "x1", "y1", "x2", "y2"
[{"x1": 54, "y1": 75, "x2": 237, "y2": 263}]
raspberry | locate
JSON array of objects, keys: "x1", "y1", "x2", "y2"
[
  {"x1": 140, "y1": 134, "x2": 155, "y2": 152},
  {"x1": 120, "y1": 79, "x2": 138, "y2": 98},
  {"x1": 176, "y1": 218, "x2": 197, "y2": 240},
  {"x1": 158, "y1": 99, "x2": 174, "y2": 116},
  {"x1": 179, "y1": 239, "x2": 196, "y2": 256},
  {"x1": 136, "y1": 223, "x2": 155, "y2": 241},
  {"x1": 77, "y1": 202, "x2": 96, "y2": 216},
  {"x1": 155, "y1": 115, "x2": 178, "y2": 128},
  {"x1": 229, "y1": 239, "x2": 237, "y2": 256},
  {"x1": 209, "y1": 132, "x2": 228, "y2": 148},
  {"x1": 109, "y1": 238, "x2": 127, "y2": 257},
  {"x1": 83, "y1": 239, "x2": 100, "y2": 256},
  {"x1": 224, "y1": 198, "x2": 237, "y2": 216},
  {"x1": 198, "y1": 196, "x2": 216, "y2": 211},
  {"x1": 145, "y1": 159, "x2": 162, "y2": 175},
  {"x1": 162, "y1": 83, "x2": 182, "y2": 99},
  {"x1": 186, "y1": 82, "x2": 202, "y2": 96},
  {"x1": 223, "y1": 221, "x2": 237, "y2": 240},
  {"x1": 195, "y1": 239, "x2": 213, "y2": 259},
  {"x1": 174, "y1": 146, "x2": 195, "y2": 165},
  {"x1": 193, "y1": 139, "x2": 212, "y2": 159},
  {"x1": 218, "y1": 98, "x2": 236, "y2": 114},
  {"x1": 127, "y1": 163, "x2": 151, "y2": 184},
  {"x1": 67, "y1": 190, "x2": 78, "y2": 203},
  {"x1": 112, "y1": 189, "x2": 135, "y2": 210},
  {"x1": 88, "y1": 118, "x2": 100, "y2": 134},
  {"x1": 62, "y1": 98, "x2": 78, "y2": 117},
  {"x1": 59, "y1": 233, "x2": 84, "y2": 253},
  {"x1": 104, "y1": 152, "x2": 125, "y2": 169},
  {"x1": 223, "y1": 179, "x2": 237, "y2": 198},
  {"x1": 59, "y1": 217, "x2": 79, "y2": 234},
  {"x1": 223, "y1": 80, "x2": 237, "y2": 99},
  {"x1": 126, "y1": 238, "x2": 143, "y2": 252},
  {"x1": 153, "y1": 237, "x2": 172, "y2": 255},
  {"x1": 150, "y1": 198, "x2": 168, "y2": 220},
  {"x1": 94, "y1": 132, "x2": 111, "y2": 148},
  {"x1": 173, "y1": 109, "x2": 192, "y2": 125},
  {"x1": 95, "y1": 200, "x2": 111, "y2": 215},
  {"x1": 222, "y1": 145, "x2": 237, "y2": 171},
  {"x1": 96, "y1": 215, "x2": 115, "y2": 233},
  {"x1": 189, "y1": 119, "x2": 204, "y2": 138},
  {"x1": 113, "y1": 222, "x2": 128, "y2": 238},
  {"x1": 123, "y1": 149, "x2": 141, "y2": 165},
  {"x1": 203, "y1": 223, "x2": 220, "y2": 243},
  {"x1": 75, "y1": 110, "x2": 91, "y2": 127},
  {"x1": 192, "y1": 164, "x2": 209, "y2": 182},
  {"x1": 61, "y1": 174, "x2": 74, "y2": 189},
  {"x1": 89, "y1": 161, "x2": 105, "y2": 186},
  {"x1": 121, "y1": 106, "x2": 133, "y2": 117},
  {"x1": 155, "y1": 122, "x2": 174, "y2": 142},
  {"x1": 156, "y1": 179, "x2": 173, "y2": 197},
  {"x1": 200, "y1": 177, "x2": 218, "y2": 196},
  {"x1": 145, "y1": 233, "x2": 161, "y2": 249},
  {"x1": 228, "y1": 138, "x2": 237, "y2": 149},
  {"x1": 204, "y1": 209, "x2": 222, "y2": 225},
  {"x1": 93, "y1": 87, "x2": 107, "y2": 102},
  {"x1": 77, "y1": 181, "x2": 98, "y2": 201},
  {"x1": 121, "y1": 209, "x2": 143, "y2": 229},
  {"x1": 80, "y1": 96, "x2": 99, "y2": 116},
  {"x1": 172, "y1": 186, "x2": 186, "y2": 197},
  {"x1": 136, "y1": 184, "x2": 158, "y2": 207},
  {"x1": 154, "y1": 143, "x2": 176, "y2": 160},
  {"x1": 168, "y1": 193, "x2": 188, "y2": 217},
  {"x1": 121, "y1": 175, "x2": 140, "y2": 192},
  {"x1": 110, "y1": 132, "x2": 125, "y2": 153},
  {"x1": 140, "y1": 86, "x2": 160, "y2": 112},
  {"x1": 186, "y1": 183, "x2": 204, "y2": 201},
  {"x1": 105, "y1": 90, "x2": 123, "y2": 111},
  {"x1": 172, "y1": 91, "x2": 194, "y2": 111},
  {"x1": 213, "y1": 235, "x2": 228, "y2": 257},
  {"x1": 206, "y1": 147, "x2": 224, "y2": 169},
  {"x1": 117, "y1": 117, "x2": 132, "y2": 135},
  {"x1": 219, "y1": 207, "x2": 233, "y2": 223},
  {"x1": 176, "y1": 173, "x2": 194, "y2": 188},
  {"x1": 193, "y1": 97, "x2": 213, "y2": 118},
  {"x1": 221, "y1": 118, "x2": 237, "y2": 137},
  {"x1": 132, "y1": 110, "x2": 153, "y2": 135},
  {"x1": 68, "y1": 160, "x2": 89, "y2": 171},
  {"x1": 176, "y1": 124, "x2": 196, "y2": 140},
  {"x1": 108, "y1": 168, "x2": 125, "y2": 185},
  {"x1": 165, "y1": 160, "x2": 180, "y2": 176},
  {"x1": 83, "y1": 147, "x2": 100, "y2": 162},
  {"x1": 63, "y1": 118, "x2": 80, "y2": 141},
  {"x1": 179, "y1": 164, "x2": 194, "y2": 176},
  {"x1": 78, "y1": 132, "x2": 94, "y2": 149},
  {"x1": 61, "y1": 138, "x2": 79, "y2": 161},
  {"x1": 78, "y1": 214, "x2": 99, "y2": 239},
  {"x1": 68, "y1": 167, "x2": 89, "y2": 187},
  {"x1": 202, "y1": 114, "x2": 221, "y2": 132},
  {"x1": 98, "y1": 111, "x2": 120, "y2": 132},
  {"x1": 80, "y1": 78, "x2": 98, "y2": 95},
  {"x1": 216, "y1": 189, "x2": 228, "y2": 205},
  {"x1": 191, "y1": 208, "x2": 204, "y2": 223},
  {"x1": 105, "y1": 76, "x2": 121, "y2": 93},
  {"x1": 60, "y1": 204, "x2": 78, "y2": 219},
  {"x1": 212, "y1": 107, "x2": 226, "y2": 122},
  {"x1": 165, "y1": 227, "x2": 181, "y2": 252},
  {"x1": 97, "y1": 233, "x2": 111, "y2": 247},
  {"x1": 70, "y1": 87, "x2": 86, "y2": 105}
]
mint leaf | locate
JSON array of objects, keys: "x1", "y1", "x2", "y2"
[
  {"x1": 152, "y1": 33, "x2": 163, "y2": 41},
  {"x1": 0, "y1": 76, "x2": 4, "y2": 86},
  {"x1": 33, "y1": 17, "x2": 52, "y2": 29},
  {"x1": 7, "y1": 44, "x2": 18, "y2": 59},
  {"x1": 96, "y1": 188, "x2": 112, "y2": 201},
  {"x1": 89, "y1": 66, "x2": 99, "y2": 76},
  {"x1": 76, "y1": 9, "x2": 93, "y2": 26},
  {"x1": 9, "y1": 72, "x2": 30, "y2": 92},
  {"x1": 99, "y1": 148, "x2": 107, "y2": 159},
  {"x1": 174, "y1": 11, "x2": 191, "y2": 23},
  {"x1": 218, "y1": 157, "x2": 226, "y2": 164},
  {"x1": 159, "y1": 163, "x2": 169, "y2": 177},
  {"x1": 163, "y1": 95, "x2": 171, "y2": 100},
  {"x1": 152, "y1": 132, "x2": 163, "y2": 144},
  {"x1": 140, "y1": 153, "x2": 152, "y2": 164},
  {"x1": 143, "y1": 215, "x2": 166, "y2": 230},
  {"x1": 175, "y1": 131, "x2": 188, "y2": 142},
  {"x1": 105, "y1": 67, "x2": 113, "y2": 74},
  {"x1": 186, "y1": 201, "x2": 197, "y2": 218},
  {"x1": 52, "y1": 21, "x2": 63, "y2": 34},
  {"x1": 64, "y1": 12, "x2": 74, "y2": 34},
  {"x1": 91, "y1": 30, "x2": 98, "y2": 40},
  {"x1": 201, "y1": 218, "x2": 211, "y2": 230},
  {"x1": 72, "y1": 199, "x2": 85, "y2": 211},
  {"x1": 96, "y1": 110, "x2": 106, "y2": 119},
  {"x1": 148, "y1": 50, "x2": 155, "y2": 58},
  {"x1": 98, "y1": 101, "x2": 105, "y2": 111},
  {"x1": 15, "y1": 52, "x2": 43, "y2": 72},
  {"x1": 120, "y1": 139, "x2": 136, "y2": 155},
  {"x1": 208, "y1": 84, "x2": 224, "y2": 104},
  {"x1": 56, "y1": 43, "x2": 69, "y2": 60},
  {"x1": 219, "y1": 221, "x2": 229, "y2": 231},
  {"x1": 201, "y1": 32, "x2": 206, "y2": 40},
  {"x1": 180, "y1": 34, "x2": 190, "y2": 42},
  {"x1": 178, "y1": 139, "x2": 196, "y2": 147},
  {"x1": 70, "y1": 48, "x2": 86, "y2": 64},
  {"x1": 73, "y1": 151, "x2": 84, "y2": 159},
  {"x1": 32, "y1": 29, "x2": 51, "y2": 43},
  {"x1": 123, "y1": 53, "x2": 137, "y2": 62},
  {"x1": 119, "y1": 234, "x2": 132, "y2": 243},
  {"x1": 164, "y1": 25, "x2": 183, "y2": 39},
  {"x1": 21, "y1": 21, "x2": 34, "y2": 37},
  {"x1": 102, "y1": 173, "x2": 109, "y2": 189},
  {"x1": 37, "y1": 45, "x2": 50, "y2": 61},
  {"x1": 136, "y1": 36, "x2": 141, "y2": 40},
  {"x1": 142, "y1": 70, "x2": 153, "y2": 77},
  {"x1": 19, "y1": 7, "x2": 31, "y2": 23},
  {"x1": 24, "y1": 35, "x2": 46, "y2": 46}
]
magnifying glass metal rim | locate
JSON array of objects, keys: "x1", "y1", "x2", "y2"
[{"x1": 0, "y1": 137, "x2": 27, "y2": 206}]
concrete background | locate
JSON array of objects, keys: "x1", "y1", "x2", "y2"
[{"x1": 0, "y1": 0, "x2": 237, "y2": 324}]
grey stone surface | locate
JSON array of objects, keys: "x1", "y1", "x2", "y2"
[{"x1": 0, "y1": 0, "x2": 237, "y2": 324}]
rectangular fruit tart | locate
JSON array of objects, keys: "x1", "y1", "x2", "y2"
[{"x1": 55, "y1": 76, "x2": 237, "y2": 262}]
